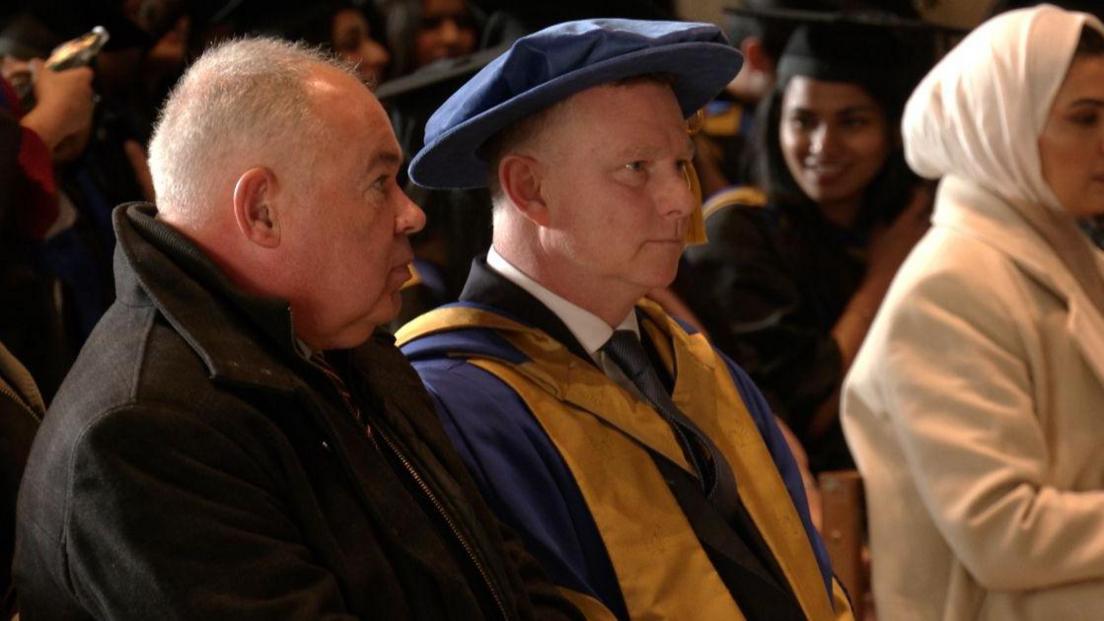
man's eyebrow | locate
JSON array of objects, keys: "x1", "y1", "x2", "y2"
[
  {"x1": 615, "y1": 139, "x2": 696, "y2": 161},
  {"x1": 367, "y1": 150, "x2": 403, "y2": 171},
  {"x1": 616, "y1": 144, "x2": 659, "y2": 159}
]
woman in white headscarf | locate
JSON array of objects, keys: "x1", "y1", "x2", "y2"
[{"x1": 841, "y1": 5, "x2": 1104, "y2": 620}]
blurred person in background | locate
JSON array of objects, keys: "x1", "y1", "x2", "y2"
[
  {"x1": 0, "y1": 47, "x2": 83, "y2": 617},
  {"x1": 697, "y1": 0, "x2": 842, "y2": 194},
  {"x1": 378, "y1": 0, "x2": 479, "y2": 77},
  {"x1": 330, "y1": 2, "x2": 390, "y2": 83},
  {"x1": 843, "y1": 6, "x2": 1104, "y2": 619},
  {"x1": 1, "y1": 49, "x2": 95, "y2": 400},
  {"x1": 0, "y1": 0, "x2": 186, "y2": 397},
  {"x1": 694, "y1": 0, "x2": 926, "y2": 196},
  {"x1": 286, "y1": 1, "x2": 391, "y2": 85},
  {"x1": 2, "y1": 14, "x2": 91, "y2": 611},
  {"x1": 675, "y1": 20, "x2": 933, "y2": 474}
]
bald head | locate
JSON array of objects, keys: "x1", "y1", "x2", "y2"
[{"x1": 148, "y1": 37, "x2": 359, "y2": 228}]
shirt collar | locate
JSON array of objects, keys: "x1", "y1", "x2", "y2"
[{"x1": 486, "y1": 247, "x2": 638, "y2": 356}]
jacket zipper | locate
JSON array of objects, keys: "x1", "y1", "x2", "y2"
[
  {"x1": 309, "y1": 357, "x2": 509, "y2": 620},
  {"x1": 371, "y1": 423, "x2": 511, "y2": 621}
]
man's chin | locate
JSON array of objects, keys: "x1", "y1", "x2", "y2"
[
  {"x1": 628, "y1": 273, "x2": 678, "y2": 297},
  {"x1": 370, "y1": 290, "x2": 407, "y2": 332}
]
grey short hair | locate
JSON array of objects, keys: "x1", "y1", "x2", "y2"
[{"x1": 148, "y1": 37, "x2": 358, "y2": 222}]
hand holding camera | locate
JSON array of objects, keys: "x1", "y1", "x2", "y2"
[
  {"x1": 6, "y1": 26, "x2": 109, "y2": 161},
  {"x1": 19, "y1": 60, "x2": 95, "y2": 157}
]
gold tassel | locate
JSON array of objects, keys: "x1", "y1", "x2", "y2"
[{"x1": 684, "y1": 109, "x2": 708, "y2": 245}]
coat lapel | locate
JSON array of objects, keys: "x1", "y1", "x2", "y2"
[
  {"x1": 399, "y1": 304, "x2": 697, "y2": 475},
  {"x1": 499, "y1": 319, "x2": 697, "y2": 476}
]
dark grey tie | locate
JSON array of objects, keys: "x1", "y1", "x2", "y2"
[
  {"x1": 602, "y1": 330, "x2": 741, "y2": 517},
  {"x1": 603, "y1": 331, "x2": 811, "y2": 620}
]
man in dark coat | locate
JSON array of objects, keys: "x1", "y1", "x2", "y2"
[{"x1": 13, "y1": 36, "x2": 581, "y2": 621}]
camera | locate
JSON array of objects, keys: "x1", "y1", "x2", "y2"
[{"x1": 3, "y1": 26, "x2": 109, "y2": 109}]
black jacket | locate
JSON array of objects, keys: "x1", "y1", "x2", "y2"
[{"x1": 14, "y1": 203, "x2": 580, "y2": 621}]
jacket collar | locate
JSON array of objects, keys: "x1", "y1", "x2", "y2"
[
  {"x1": 934, "y1": 176, "x2": 1104, "y2": 386},
  {"x1": 459, "y1": 255, "x2": 595, "y2": 364},
  {"x1": 113, "y1": 203, "x2": 306, "y2": 393}
]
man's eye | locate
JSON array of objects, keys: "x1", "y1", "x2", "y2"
[{"x1": 625, "y1": 161, "x2": 646, "y2": 172}]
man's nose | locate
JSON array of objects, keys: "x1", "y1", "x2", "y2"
[
  {"x1": 396, "y1": 191, "x2": 426, "y2": 235},
  {"x1": 659, "y1": 165, "x2": 696, "y2": 219}
]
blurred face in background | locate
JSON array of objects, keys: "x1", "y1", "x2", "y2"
[
  {"x1": 1038, "y1": 53, "x2": 1104, "y2": 217},
  {"x1": 331, "y1": 8, "x2": 391, "y2": 84},
  {"x1": 414, "y1": 0, "x2": 476, "y2": 68},
  {"x1": 780, "y1": 76, "x2": 890, "y2": 226}
]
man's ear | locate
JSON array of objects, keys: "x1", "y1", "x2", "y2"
[
  {"x1": 498, "y1": 153, "x2": 550, "y2": 227},
  {"x1": 232, "y1": 167, "x2": 282, "y2": 248}
]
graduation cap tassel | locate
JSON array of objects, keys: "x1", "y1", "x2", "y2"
[{"x1": 685, "y1": 109, "x2": 708, "y2": 245}]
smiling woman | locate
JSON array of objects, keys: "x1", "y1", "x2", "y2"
[
  {"x1": 779, "y1": 77, "x2": 890, "y2": 228},
  {"x1": 676, "y1": 20, "x2": 933, "y2": 473}
]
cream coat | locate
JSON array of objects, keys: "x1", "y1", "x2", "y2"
[
  {"x1": 844, "y1": 6, "x2": 1104, "y2": 619},
  {"x1": 842, "y1": 175, "x2": 1104, "y2": 621}
]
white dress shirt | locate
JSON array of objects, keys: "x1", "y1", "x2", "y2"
[{"x1": 486, "y1": 247, "x2": 646, "y2": 398}]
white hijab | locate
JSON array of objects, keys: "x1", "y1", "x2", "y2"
[
  {"x1": 903, "y1": 4, "x2": 1104, "y2": 310},
  {"x1": 903, "y1": 4, "x2": 1103, "y2": 212}
]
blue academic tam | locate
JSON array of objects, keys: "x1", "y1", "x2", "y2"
[{"x1": 409, "y1": 18, "x2": 744, "y2": 190}]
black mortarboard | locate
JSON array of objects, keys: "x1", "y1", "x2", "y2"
[
  {"x1": 724, "y1": 3, "x2": 965, "y2": 61},
  {"x1": 775, "y1": 19, "x2": 927, "y2": 115}
]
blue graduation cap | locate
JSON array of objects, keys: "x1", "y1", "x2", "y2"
[{"x1": 409, "y1": 18, "x2": 744, "y2": 189}]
